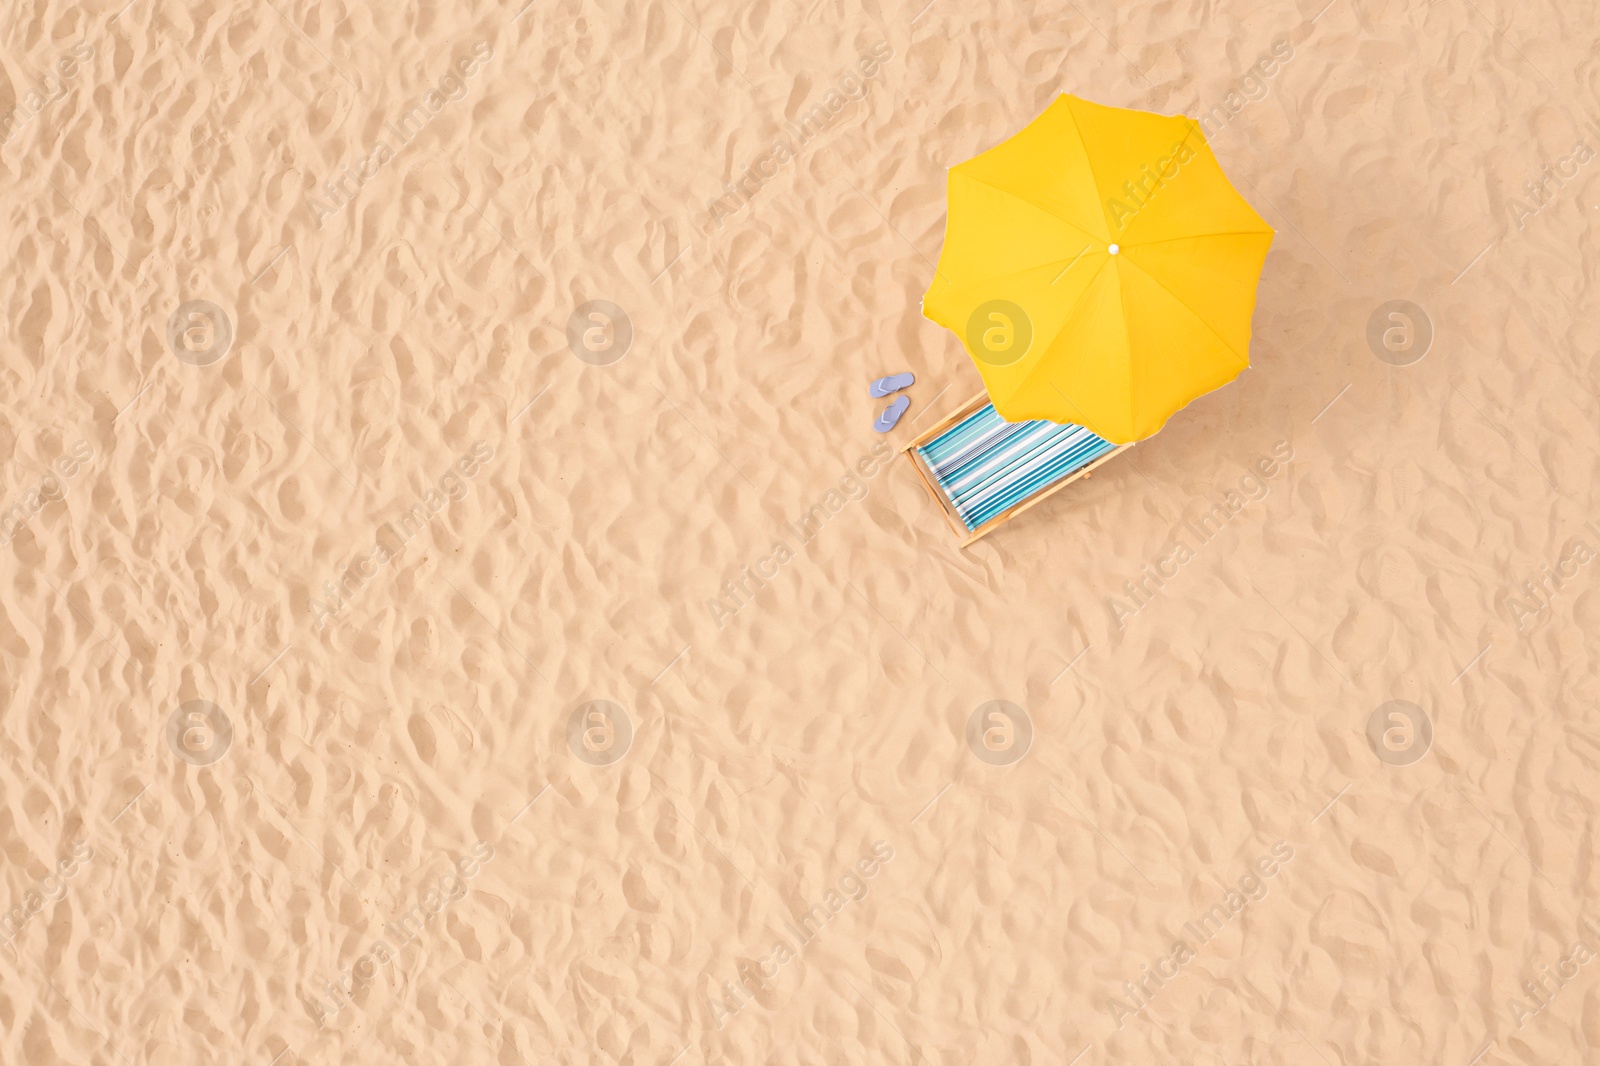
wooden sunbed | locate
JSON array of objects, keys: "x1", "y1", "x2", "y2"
[{"x1": 900, "y1": 391, "x2": 1133, "y2": 547}]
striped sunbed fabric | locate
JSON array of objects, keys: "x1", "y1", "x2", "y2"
[{"x1": 916, "y1": 403, "x2": 1115, "y2": 531}]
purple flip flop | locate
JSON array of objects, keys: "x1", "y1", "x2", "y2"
[
  {"x1": 874, "y1": 394, "x2": 910, "y2": 433},
  {"x1": 869, "y1": 372, "x2": 915, "y2": 398}
]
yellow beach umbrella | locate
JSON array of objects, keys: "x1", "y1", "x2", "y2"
[{"x1": 922, "y1": 94, "x2": 1274, "y2": 443}]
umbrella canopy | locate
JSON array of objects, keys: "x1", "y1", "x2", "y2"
[{"x1": 921, "y1": 94, "x2": 1274, "y2": 443}]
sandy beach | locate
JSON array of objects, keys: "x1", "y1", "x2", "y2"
[{"x1": 2, "y1": 0, "x2": 1598, "y2": 1063}]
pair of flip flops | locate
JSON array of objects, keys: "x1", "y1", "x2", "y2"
[{"x1": 871, "y1": 372, "x2": 915, "y2": 432}]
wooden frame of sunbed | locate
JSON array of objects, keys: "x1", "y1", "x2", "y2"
[{"x1": 899, "y1": 391, "x2": 1134, "y2": 547}]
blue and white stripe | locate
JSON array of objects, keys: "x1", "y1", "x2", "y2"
[{"x1": 916, "y1": 404, "x2": 1115, "y2": 530}]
